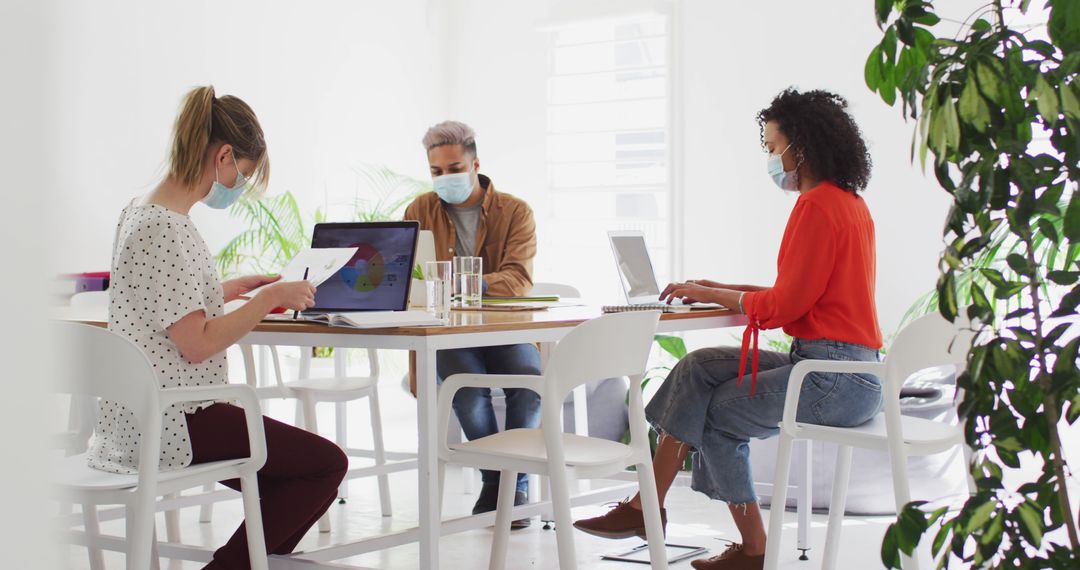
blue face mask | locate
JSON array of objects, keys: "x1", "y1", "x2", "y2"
[
  {"x1": 202, "y1": 152, "x2": 249, "y2": 209},
  {"x1": 432, "y1": 172, "x2": 474, "y2": 205},
  {"x1": 766, "y1": 144, "x2": 799, "y2": 192}
]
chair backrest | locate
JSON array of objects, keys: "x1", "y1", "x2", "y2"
[
  {"x1": 415, "y1": 230, "x2": 436, "y2": 266},
  {"x1": 529, "y1": 282, "x2": 582, "y2": 298},
  {"x1": 70, "y1": 291, "x2": 109, "y2": 307},
  {"x1": 53, "y1": 322, "x2": 161, "y2": 438},
  {"x1": 884, "y1": 311, "x2": 976, "y2": 397},
  {"x1": 542, "y1": 311, "x2": 659, "y2": 405}
]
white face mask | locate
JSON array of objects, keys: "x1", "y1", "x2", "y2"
[{"x1": 766, "y1": 143, "x2": 799, "y2": 191}]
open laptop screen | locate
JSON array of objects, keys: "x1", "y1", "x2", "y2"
[
  {"x1": 608, "y1": 231, "x2": 662, "y2": 303},
  {"x1": 309, "y1": 222, "x2": 419, "y2": 312}
]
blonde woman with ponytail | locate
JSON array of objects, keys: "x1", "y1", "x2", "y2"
[{"x1": 92, "y1": 86, "x2": 347, "y2": 569}]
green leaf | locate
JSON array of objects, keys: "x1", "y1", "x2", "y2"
[
  {"x1": 1006, "y1": 253, "x2": 1034, "y2": 276},
  {"x1": 1065, "y1": 191, "x2": 1080, "y2": 243},
  {"x1": 881, "y1": 523, "x2": 902, "y2": 569},
  {"x1": 939, "y1": 271, "x2": 958, "y2": 320},
  {"x1": 959, "y1": 78, "x2": 990, "y2": 133},
  {"x1": 1062, "y1": 84, "x2": 1080, "y2": 121},
  {"x1": 966, "y1": 499, "x2": 996, "y2": 533},
  {"x1": 974, "y1": 62, "x2": 1002, "y2": 104},
  {"x1": 1037, "y1": 218, "x2": 1062, "y2": 244},
  {"x1": 1032, "y1": 75, "x2": 1061, "y2": 126},
  {"x1": 1048, "y1": 270, "x2": 1080, "y2": 285},
  {"x1": 1017, "y1": 501, "x2": 1045, "y2": 547},
  {"x1": 866, "y1": 45, "x2": 883, "y2": 91},
  {"x1": 875, "y1": 0, "x2": 892, "y2": 26},
  {"x1": 1051, "y1": 287, "x2": 1080, "y2": 318},
  {"x1": 654, "y1": 334, "x2": 688, "y2": 359},
  {"x1": 942, "y1": 96, "x2": 960, "y2": 151}
]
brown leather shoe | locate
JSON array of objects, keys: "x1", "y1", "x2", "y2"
[
  {"x1": 690, "y1": 543, "x2": 764, "y2": 570},
  {"x1": 572, "y1": 500, "x2": 666, "y2": 539}
]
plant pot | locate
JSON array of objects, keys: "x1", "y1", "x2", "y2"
[{"x1": 409, "y1": 278, "x2": 426, "y2": 309}]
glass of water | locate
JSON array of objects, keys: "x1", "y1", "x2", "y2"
[
  {"x1": 453, "y1": 256, "x2": 483, "y2": 308},
  {"x1": 424, "y1": 261, "x2": 452, "y2": 320}
]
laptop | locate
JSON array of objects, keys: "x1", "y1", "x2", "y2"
[
  {"x1": 308, "y1": 221, "x2": 420, "y2": 313},
  {"x1": 607, "y1": 230, "x2": 723, "y2": 311}
]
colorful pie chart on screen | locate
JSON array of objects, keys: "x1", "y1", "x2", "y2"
[{"x1": 338, "y1": 243, "x2": 385, "y2": 293}]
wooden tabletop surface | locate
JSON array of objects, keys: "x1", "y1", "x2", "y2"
[{"x1": 54, "y1": 305, "x2": 744, "y2": 337}]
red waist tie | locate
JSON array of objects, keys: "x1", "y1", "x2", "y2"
[{"x1": 737, "y1": 314, "x2": 761, "y2": 395}]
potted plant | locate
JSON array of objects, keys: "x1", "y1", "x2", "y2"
[{"x1": 865, "y1": 1, "x2": 1078, "y2": 567}]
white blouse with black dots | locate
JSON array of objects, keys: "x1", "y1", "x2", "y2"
[{"x1": 87, "y1": 202, "x2": 227, "y2": 474}]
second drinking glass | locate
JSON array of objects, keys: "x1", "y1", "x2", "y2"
[{"x1": 453, "y1": 256, "x2": 483, "y2": 308}]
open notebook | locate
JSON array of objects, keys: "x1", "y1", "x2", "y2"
[{"x1": 268, "y1": 311, "x2": 445, "y2": 328}]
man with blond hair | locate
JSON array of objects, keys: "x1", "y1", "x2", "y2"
[{"x1": 404, "y1": 120, "x2": 539, "y2": 527}]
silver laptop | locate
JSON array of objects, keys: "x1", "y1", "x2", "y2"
[{"x1": 607, "y1": 230, "x2": 723, "y2": 310}]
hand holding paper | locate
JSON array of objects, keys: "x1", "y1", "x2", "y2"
[{"x1": 244, "y1": 247, "x2": 359, "y2": 298}]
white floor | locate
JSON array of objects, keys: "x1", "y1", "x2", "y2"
[{"x1": 62, "y1": 348, "x2": 901, "y2": 569}]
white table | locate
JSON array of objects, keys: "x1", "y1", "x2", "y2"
[{"x1": 62, "y1": 306, "x2": 754, "y2": 569}]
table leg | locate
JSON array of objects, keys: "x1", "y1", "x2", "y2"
[{"x1": 416, "y1": 346, "x2": 440, "y2": 570}]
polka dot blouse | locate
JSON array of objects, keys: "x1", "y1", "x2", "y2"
[{"x1": 87, "y1": 203, "x2": 227, "y2": 474}]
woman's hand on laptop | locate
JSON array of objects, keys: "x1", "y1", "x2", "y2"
[
  {"x1": 660, "y1": 281, "x2": 715, "y2": 305},
  {"x1": 225, "y1": 274, "x2": 283, "y2": 302},
  {"x1": 257, "y1": 280, "x2": 317, "y2": 312}
]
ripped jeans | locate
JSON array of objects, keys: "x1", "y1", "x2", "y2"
[{"x1": 644, "y1": 338, "x2": 882, "y2": 505}]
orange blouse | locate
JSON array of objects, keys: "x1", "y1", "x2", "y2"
[{"x1": 738, "y1": 181, "x2": 883, "y2": 393}]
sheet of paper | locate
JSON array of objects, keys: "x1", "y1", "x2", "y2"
[{"x1": 245, "y1": 247, "x2": 359, "y2": 297}]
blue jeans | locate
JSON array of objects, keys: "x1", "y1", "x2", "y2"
[
  {"x1": 438, "y1": 343, "x2": 542, "y2": 492},
  {"x1": 645, "y1": 338, "x2": 883, "y2": 504}
]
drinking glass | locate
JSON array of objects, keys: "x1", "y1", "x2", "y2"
[
  {"x1": 453, "y1": 256, "x2": 483, "y2": 308},
  {"x1": 424, "y1": 261, "x2": 452, "y2": 320}
]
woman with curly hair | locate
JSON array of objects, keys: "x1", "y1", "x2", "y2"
[{"x1": 574, "y1": 88, "x2": 884, "y2": 570}]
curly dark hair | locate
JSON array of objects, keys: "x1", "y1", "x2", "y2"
[{"x1": 756, "y1": 88, "x2": 872, "y2": 193}]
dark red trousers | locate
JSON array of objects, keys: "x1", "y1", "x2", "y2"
[{"x1": 185, "y1": 404, "x2": 348, "y2": 570}]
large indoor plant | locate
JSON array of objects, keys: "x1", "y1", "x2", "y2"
[{"x1": 865, "y1": 1, "x2": 1078, "y2": 567}]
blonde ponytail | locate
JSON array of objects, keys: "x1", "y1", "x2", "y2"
[{"x1": 167, "y1": 86, "x2": 269, "y2": 194}]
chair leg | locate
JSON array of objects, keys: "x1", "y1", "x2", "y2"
[
  {"x1": 635, "y1": 459, "x2": 670, "y2": 570},
  {"x1": 199, "y1": 482, "x2": 215, "y2": 523},
  {"x1": 438, "y1": 461, "x2": 447, "y2": 514},
  {"x1": 81, "y1": 504, "x2": 106, "y2": 570},
  {"x1": 302, "y1": 396, "x2": 333, "y2": 534},
  {"x1": 488, "y1": 470, "x2": 518, "y2": 570},
  {"x1": 822, "y1": 445, "x2": 853, "y2": 570},
  {"x1": 796, "y1": 439, "x2": 812, "y2": 560},
  {"x1": 125, "y1": 497, "x2": 155, "y2": 570},
  {"x1": 164, "y1": 493, "x2": 181, "y2": 543},
  {"x1": 369, "y1": 386, "x2": 393, "y2": 517},
  {"x1": 763, "y1": 433, "x2": 795, "y2": 570},
  {"x1": 335, "y1": 401, "x2": 349, "y2": 501},
  {"x1": 547, "y1": 466, "x2": 579, "y2": 569},
  {"x1": 240, "y1": 472, "x2": 270, "y2": 570},
  {"x1": 150, "y1": 532, "x2": 161, "y2": 570},
  {"x1": 888, "y1": 440, "x2": 920, "y2": 570}
]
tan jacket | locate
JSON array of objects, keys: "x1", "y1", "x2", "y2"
[{"x1": 404, "y1": 175, "x2": 536, "y2": 296}]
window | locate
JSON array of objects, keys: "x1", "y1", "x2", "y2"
[{"x1": 538, "y1": 14, "x2": 672, "y2": 300}]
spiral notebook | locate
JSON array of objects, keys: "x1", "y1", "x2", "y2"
[{"x1": 601, "y1": 303, "x2": 690, "y2": 314}]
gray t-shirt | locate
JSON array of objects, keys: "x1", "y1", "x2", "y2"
[{"x1": 447, "y1": 202, "x2": 482, "y2": 257}]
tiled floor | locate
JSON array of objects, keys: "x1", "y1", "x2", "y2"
[{"x1": 63, "y1": 349, "x2": 904, "y2": 569}]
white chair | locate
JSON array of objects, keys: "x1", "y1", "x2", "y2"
[
  {"x1": 764, "y1": 312, "x2": 976, "y2": 570},
  {"x1": 437, "y1": 311, "x2": 668, "y2": 570},
  {"x1": 54, "y1": 322, "x2": 269, "y2": 570},
  {"x1": 530, "y1": 282, "x2": 581, "y2": 299},
  {"x1": 237, "y1": 344, "x2": 392, "y2": 533}
]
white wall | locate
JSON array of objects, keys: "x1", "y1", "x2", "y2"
[
  {"x1": 50, "y1": 0, "x2": 448, "y2": 276},
  {"x1": 443, "y1": 0, "x2": 969, "y2": 340},
  {"x1": 49, "y1": 0, "x2": 970, "y2": 339},
  {"x1": 1, "y1": 1, "x2": 57, "y2": 566},
  {"x1": 676, "y1": 0, "x2": 957, "y2": 340}
]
